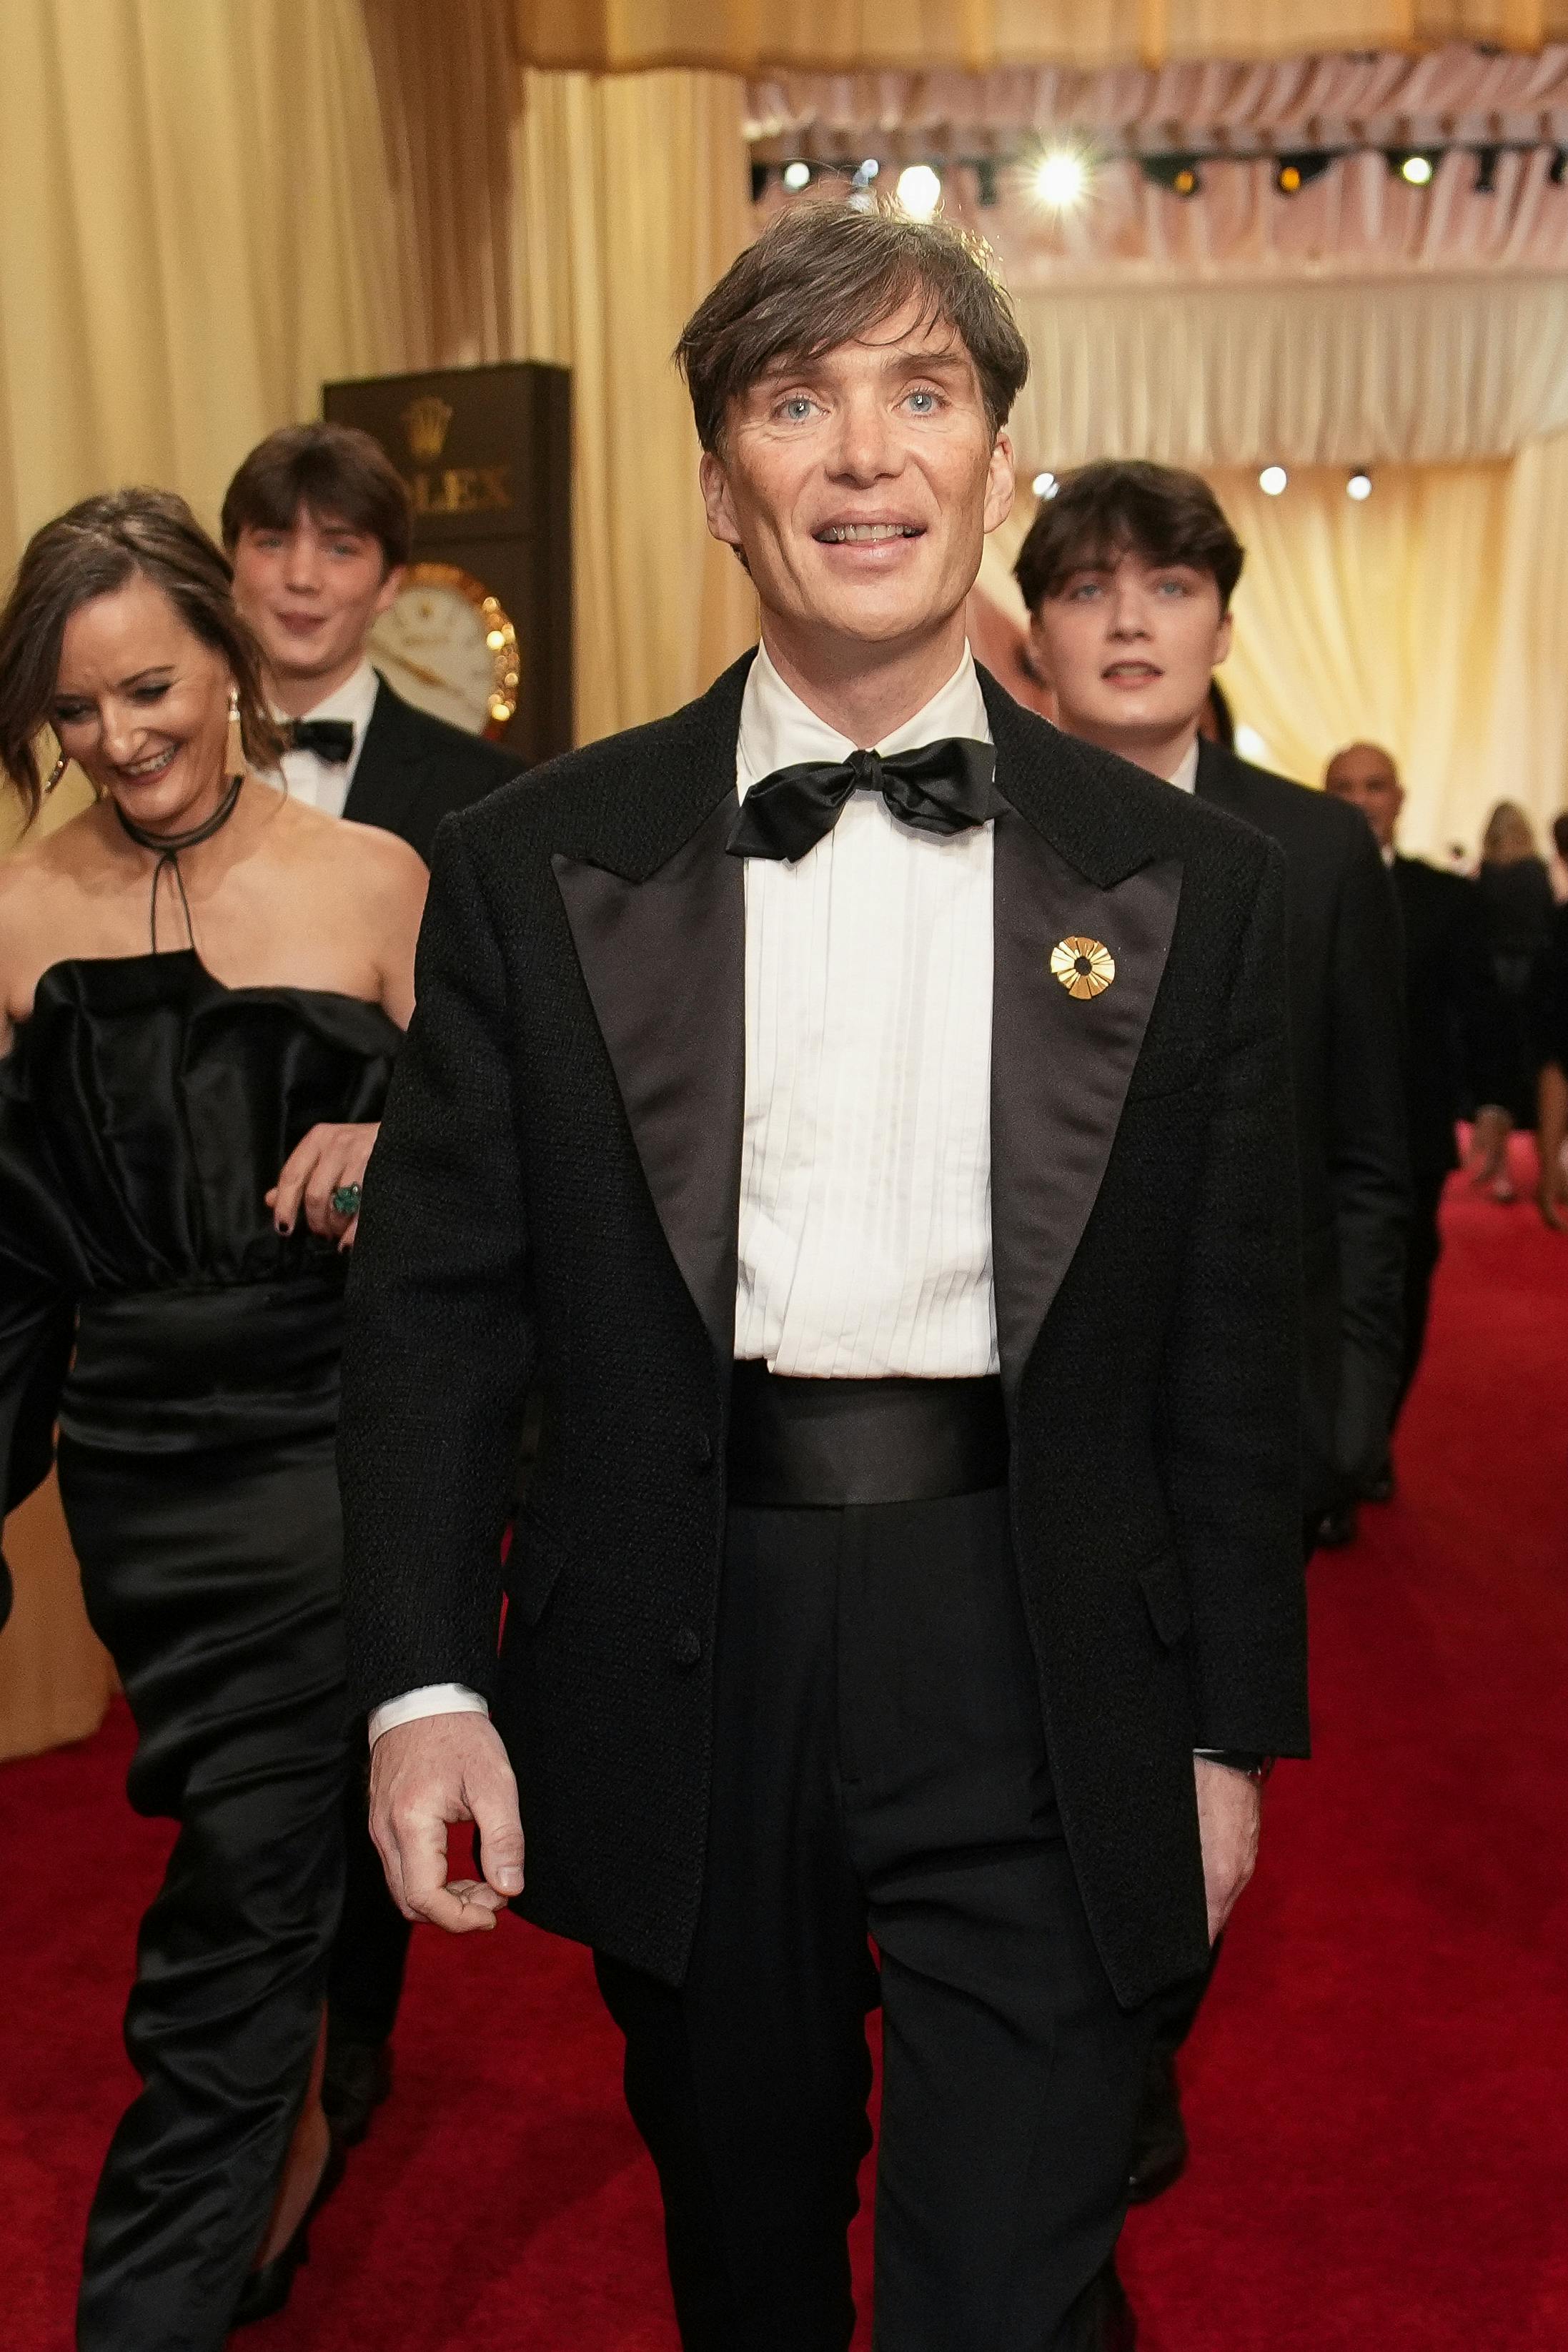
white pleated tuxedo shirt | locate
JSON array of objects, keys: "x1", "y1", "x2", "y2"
[{"x1": 371, "y1": 641, "x2": 1001, "y2": 1741}]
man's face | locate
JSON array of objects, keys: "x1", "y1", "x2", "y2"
[
  {"x1": 1027, "y1": 548, "x2": 1231, "y2": 755},
  {"x1": 1324, "y1": 744, "x2": 1403, "y2": 850},
  {"x1": 699, "y1": 300, "x2": 1014, "y2": 654},
  {"x1": 229, "y1": 507, "x2": 402, "y2": 693}
]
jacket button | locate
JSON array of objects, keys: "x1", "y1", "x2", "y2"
[
  {"x1": 669, "y1": 1626, "x2": 703, "y2": 1669},
  {"x1": 691, "y1": 1431, "x2": 714, "y2": 1471}
]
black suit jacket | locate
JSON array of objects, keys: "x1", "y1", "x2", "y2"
[
  {"x1": 339, "y1": 658, "x2": 1309, "y2": 2009},
  {"x1": 1391, "y1": 854, "x2": 1504, "y2": 1188},
  {"x1": 1195, "y1": 742, "x2": 1408, "y2": 1512},
  {"x1": 341, "y1": 675, "x2": 522, "y2": 862}
]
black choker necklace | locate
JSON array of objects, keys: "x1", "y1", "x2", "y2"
[{"x1": 114, "y1": 773, "x2": 244, "y2": 953}]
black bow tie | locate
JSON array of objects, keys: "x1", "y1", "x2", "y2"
[
  {"x1": 727, "y1": 738, "x2": 1001, "y2": 864},
  {"x1": 287, "y1": 718, "x2": 356, "y2": 763}
]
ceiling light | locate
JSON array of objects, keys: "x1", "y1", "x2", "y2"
[
  {"x1": 1033, "y1": 149, "x2": 1090, "y2": 211},
  {"x1": 1275, "y1": 151, "x2": 1332, "y2": 195},
  {"x1": 782, "y1": 161, "x2": 812, "y2": 192},
  {"x1": 1032, "y1": 471, "x2": 1058, "y2": 499},
  {"x1": 1259, "y1": 465, "x2": 1289, "y2": 497},
  {"x1": 1396, "y1": 151, "x2": 1435, "y2": 187},
  {"x1": 895, "y1": 164, "x2": 943, "y2": 219},
  {"x1": 1141, "y1": 154, "x2": 1203, "y2": 199},
  {"x1": 1346, "y1": 470, "x2": 1373, "y2": 502},
  {"x1": 857, "y1": 157, "x2": 880, "y2": 182}
]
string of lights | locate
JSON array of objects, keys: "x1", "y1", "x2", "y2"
[{"x1": 754, "y1": 140, "x2": 1568, "y2": 212}]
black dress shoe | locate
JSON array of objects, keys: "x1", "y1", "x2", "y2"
[
  {"x1": 321, "y1": 2035, "x2": 393, "y2": 2147},
  {"x1": 1314, "y1": 1500, "x2": 1359, "y2": 1549},
  {"x1": 1126, "y1": 2049, "x2": 1187, "y2": 2205},
  {"x1": 231, "y1": 2134, "x2": 346, "y2": 2328}
]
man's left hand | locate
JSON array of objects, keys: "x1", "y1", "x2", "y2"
[{"x1": 1194, "y1": 1757, "x2": 1262, "y2": 1942}]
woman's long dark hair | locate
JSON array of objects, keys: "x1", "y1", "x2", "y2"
[{"x1": 0, "y1": 487, "x2": 285, "y2": 823}]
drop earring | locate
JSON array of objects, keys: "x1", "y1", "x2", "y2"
[
  {"x1": 224, "y1": 687, "x2": 245, "y2": 783},
  {"x1": 44, "y1": 741, "x2": 68, "y2": 794}
]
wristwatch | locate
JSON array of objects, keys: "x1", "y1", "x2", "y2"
[{"x1": 1199, "y1": 1750, "x2": 1275, "y2": 1783}]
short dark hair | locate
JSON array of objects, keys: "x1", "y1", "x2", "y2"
[
  {"x1": 675, "y1": 199, "x2": 1029, "y2": 455},
  {"x1": 1014, "y1": 460, "x2": 1245, "y2": 613},
  {"x1": 0, "y1": 487, "x2": 285, "y2": 824},
  {"x1": 221, "y1": 422, "x2": 412, "y2": 572}
]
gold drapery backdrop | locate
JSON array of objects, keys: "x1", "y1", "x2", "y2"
[
  {"x1": 520, "y1": 1, "x2": 1568, "y2": 71},
  {"x1": 6, "y1": 0, "x2": 1568, "y2": 1754}
]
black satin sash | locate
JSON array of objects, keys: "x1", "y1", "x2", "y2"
[{"x1": 61, "y1": 1278, "x2": 347, "y2": 1456}]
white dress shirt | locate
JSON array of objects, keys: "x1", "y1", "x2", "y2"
[
  {"x1": 735, "y1": 640, "x2": 998, "y2": 1378},
  {"x1": 1166, "y1": 739, "x2": 1200, "y2": 795},
  {"x1": 272, "y1": 658, "x2": 380, "y2": 818},
  {"x1": 369, "y1": 641, "x2": 1001, "y2": 1744}
]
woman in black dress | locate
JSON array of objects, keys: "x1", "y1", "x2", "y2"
[{"x1": 0, "y1": 490, "x2": 427, "y2": 2347}]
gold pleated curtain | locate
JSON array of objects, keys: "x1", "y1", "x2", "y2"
[{"x1": 517, "y1": 0, "x2": 1568, "y2": 69}]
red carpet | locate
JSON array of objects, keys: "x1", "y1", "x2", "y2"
[{"x1": 4, "y1": 1157, "x2": 1567, "y2": 2349}]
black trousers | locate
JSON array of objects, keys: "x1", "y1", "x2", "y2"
[
  {"x1": 1395, "y1": 1166, "x2": 1448, "y2": 1426},
  {"x1": 595, "y1": 1488, "x2": 1154, "y2": 2352}
]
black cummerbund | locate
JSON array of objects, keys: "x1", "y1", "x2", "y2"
[
  {"x1": 726, "y1": 1359, "x2": 1009, "y2": 1509},
  {"x1": 60, "y1": 1278, "x2": 346, "y2": 1457}
]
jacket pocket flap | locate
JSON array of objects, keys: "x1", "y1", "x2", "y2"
[
  {"x1": 1138, "y1": 1553, "x2": 1191, "y2": 1647},
  {"x1": 509, "y1": 1517, "x2": 567, "y2": 1629}
]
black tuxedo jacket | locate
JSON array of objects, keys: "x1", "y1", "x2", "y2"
[
  {"x1": 341, "y1": 674, "x2": 523, "y2": 862},
  {"x1": 1391, "y1": 854, "x2": 1504, "y2": 1187},
  {"x1": 340, "y1": 657, "x2": 1309, "y2": 2009},
  {"x1": 1195, "y1": 742, "x2": 1408, "y2": 1512}
]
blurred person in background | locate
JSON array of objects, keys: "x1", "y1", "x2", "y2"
[
  {"x1": 224, "y1": 420, "x2": 525, "y2": 2148},
  {"x1": 0, "y1": 489, "x2": 425, "y2": 2345},
  {"x1": 1468, "y1": 801, "x2": 1554, "y2": 1201},
  {"x1": 1018, "y1": 460, "x2": 1406, "y2": 2249},
  {"x1": 1547, "y1": 810, "x2": 1568, "y2": 905},
  {"x1": 1324, "y1": 744, "x2": 1504, "y2": 1462}
]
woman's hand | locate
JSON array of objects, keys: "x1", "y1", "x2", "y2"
[{"x1": 266, "y1": 1122, "x2": 379, "y2": 1248}]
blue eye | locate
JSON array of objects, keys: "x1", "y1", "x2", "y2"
[
  {"x1": 907, "y1": 389, "x2": 939, "y2": 413},
  {"x1": 781, "y1": 397, "x2": 815, "y2": 422}
]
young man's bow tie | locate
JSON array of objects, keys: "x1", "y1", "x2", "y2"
[{"x1": 287, "y1": 718, "x2": 356, "y2": 763}]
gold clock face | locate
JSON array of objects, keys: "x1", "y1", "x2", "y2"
[{"x1": 368, "y1": 562, "x2": 520, "y2": 738}]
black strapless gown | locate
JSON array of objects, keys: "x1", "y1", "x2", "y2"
[{"x1": 0, "y1": 952, "x2": 400, "y2": 2352}]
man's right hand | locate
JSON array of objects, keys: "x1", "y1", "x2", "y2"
[{"x1": 368, "y1": 1712, "x2": 524, "y2": 1935}]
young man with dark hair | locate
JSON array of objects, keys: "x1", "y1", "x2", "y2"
[
  {"x1": 224, "y1": 422, "x2": 522, "y2": 865},
  {"x1": 223, "y1": 422, "x2": 525, "y2": 2149},
  {"x1": 339, "y1": 208, "x2": 1308, "y2": 2350},
  {"x1": 1021, "y1": 459, "x2": 1407, "y2": 2211}
]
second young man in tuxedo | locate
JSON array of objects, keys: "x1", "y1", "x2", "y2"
[
  {"x1": 1020, "y1": 462, "x2": 1406, "y2": 2231},
  {"x1": 224, "y1": 422, "x2": 525, "y2": 2146}
]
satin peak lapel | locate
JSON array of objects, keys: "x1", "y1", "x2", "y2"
[
  {"x1": 552, "y1": 796, "x2": 745, "y2": 1364},
  {"x1": 991, "y1": 808, "x2": 1182, "y2": 1404}
]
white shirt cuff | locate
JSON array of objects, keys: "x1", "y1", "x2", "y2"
[{"x1": 367, "y1": 1683, "x2": 490, "y2": 1746}]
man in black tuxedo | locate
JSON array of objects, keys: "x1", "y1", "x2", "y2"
[
  {"x1": 224, "y1": 422, "x2": 524, "y2": 2146},
  {"x1": 338, "y1": 207, "x2": 1307, "y2": 2351},
  {"x1": 1325, "y1": 742, "x2": 1503, "y2": 1431},
  {"x1": 1021, "y1": 460, "x2": 1406, "y2": 2231}
]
